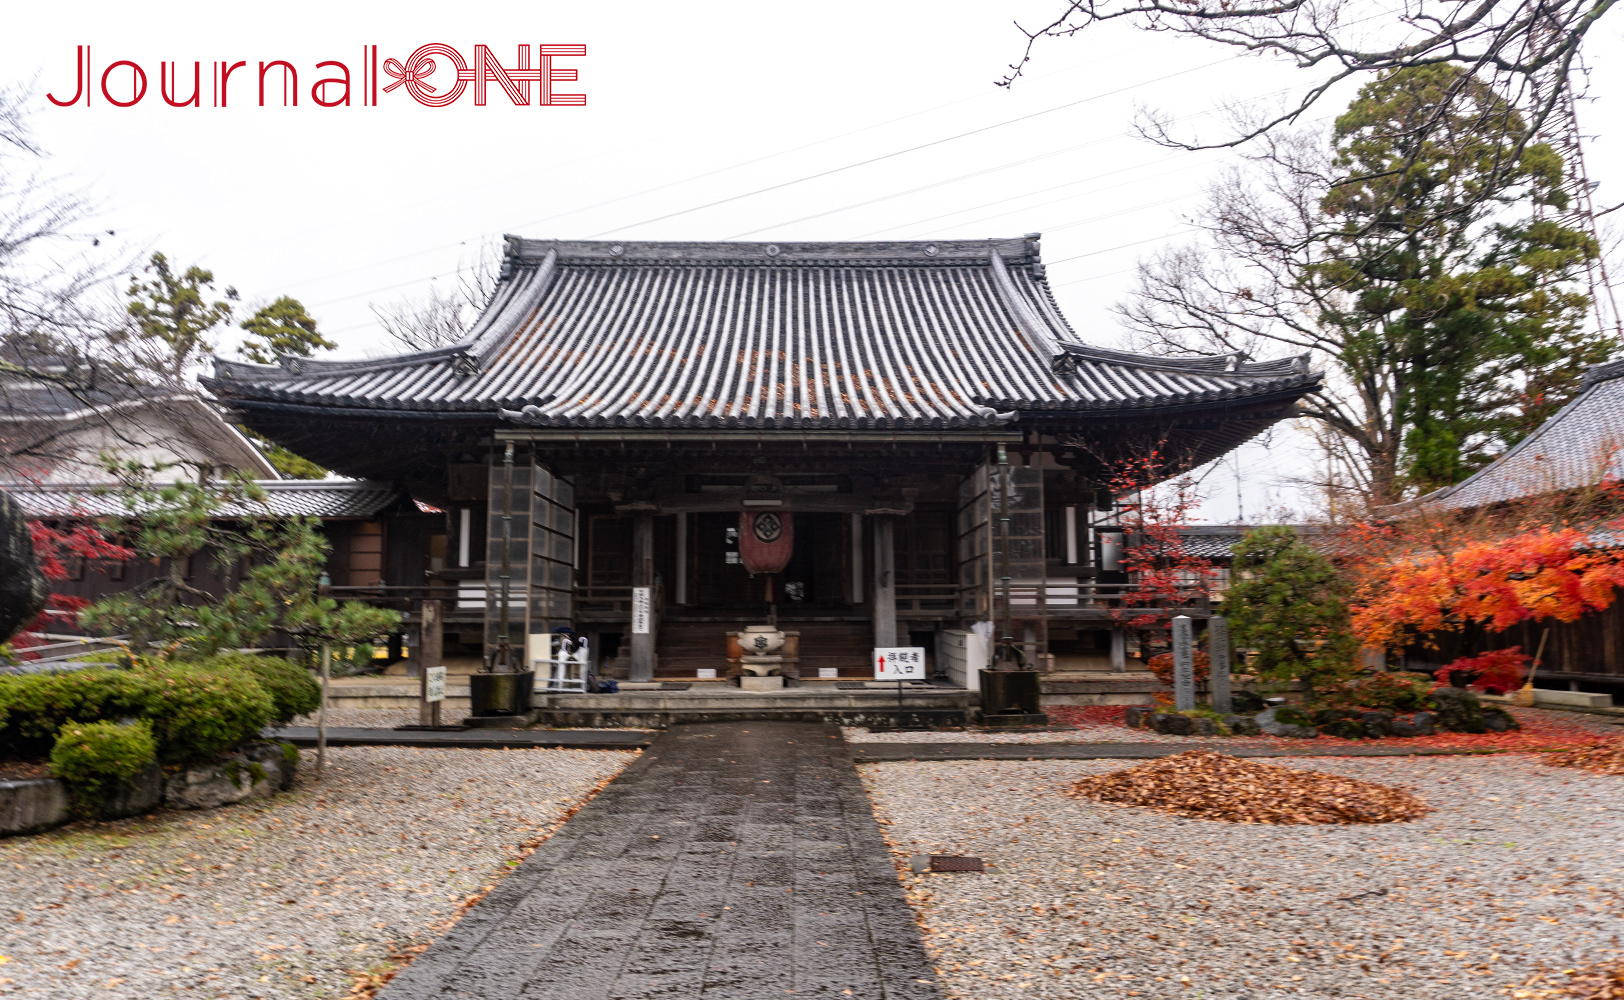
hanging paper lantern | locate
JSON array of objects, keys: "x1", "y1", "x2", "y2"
[{"x1": 738, "y1": 510, "x2": 794, "y2": 575}]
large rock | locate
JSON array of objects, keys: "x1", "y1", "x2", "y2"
[
  {"x1": 1190, "y1": 716, "x2": 1217, "y2": 737},
  {"x1": 1221, "y1": 714, "x2": 1262, "y2": 736},
  {"x1": 1359, "y1": 710, "x2": 1395, "y2": 738},
  {"x1": 102, "y1": 762, "x2": 163, "y2": 819},
  {"x1": 164, "y1": 742, "x2": 294, "y2": 810},
  {"x1": 1123, "y1": 706, "x2": 1151, "y2": 729},
  {"x1": 1411, "y1": 711, "x2": 1437, "y2": 736},
  {"x1": 1150, "y1": 713, "x2": 1194, "y2": 736},
  {"x1": 1255, "y1": 707, "x2": 1319, "y2": 739},
  {"x1": 1429, "y1": 687, "x2": 1486, "y2": 733},
  {"x1": 1482, "y1": 707, "x2": 1519, "y2": 732},
  {"x1": 1, "y1": 778, "x2": 67, "y2": 836}
]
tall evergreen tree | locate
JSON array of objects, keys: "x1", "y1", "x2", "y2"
[{"x1": 1122, "y1": 66, "x2": 1607, "y2": 507}]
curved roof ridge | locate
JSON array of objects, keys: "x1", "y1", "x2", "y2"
[{"x1": 1056, "y1": 342, "x2": 1310, "y2": 377}]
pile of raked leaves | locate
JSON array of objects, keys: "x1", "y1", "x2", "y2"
[
  {"x1": 1065, "y1": 749, "x2": 1429, "y2": 824},
  {"x1": 1543, "y1": 738, "x2": 1624, "y2": 776}
]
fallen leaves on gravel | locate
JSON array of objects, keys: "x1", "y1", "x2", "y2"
[
  {"x1": 1543, "y1": 738, "x2": 1624, "y2": 776},
  {"x1": 1064, "y1": 750, "x2": 1430, "y2": 824},
  {"x1": 1050, "y1": 703, "x2": 1615, "y2": 751},
  {"x1": 1514, "y1": 961, "x2": 1624, "y2": 998}
]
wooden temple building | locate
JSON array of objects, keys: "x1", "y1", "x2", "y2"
[{"x1": 207, "y1": 236, "x2": 1319, "y2": 694}]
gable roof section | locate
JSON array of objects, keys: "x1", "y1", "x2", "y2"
[
  {"x1": 207, "y1": 236, "x2": 1319, "y2": 430},
  {"x1": 8, "y1": 479, "x2": 405, "y2": 520},
  {"x1": 1386, "y1": 359, "x2": 1624, "y2": 515}
]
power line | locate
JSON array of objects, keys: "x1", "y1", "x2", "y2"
[
  {"x1": 265, "y1": 49, "x2": 1131, "y2": 294},
  {"x1": 588, "y1": 55, "x2": 1240, "y2": 238}
]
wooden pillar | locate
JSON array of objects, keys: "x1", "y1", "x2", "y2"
[
  {"x1": 872, "y1": 516, "x2": 897, "y2": 649},
  {"x1": 1110, "y1": 628, "x2": 1126, "y2": 673},
  {"x1": 849, "y1": 513, "x2": 864, "y2": 605},
  {"x1": 630, "y1": 513, "x2": 656, "y2": 682},
  {"x1": 418, "y1": 599, "x2": 443, "y2": 726},
  {"x1": 674, "y1": 513, "x2": 688, "y2": 605}
]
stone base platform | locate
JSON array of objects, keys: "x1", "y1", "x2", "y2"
[
  {"x1": 532, "y1": 686, "x2": 972, "y2": 729},
  {"x1": 1041, "y1": 670, "x2": 1162, "y2": 706}
]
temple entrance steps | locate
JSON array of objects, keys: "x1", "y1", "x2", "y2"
[
  {"x1": 532, "y1": 686, "x2": 971, "y2": 729},
  {"x1": 654, "y1": 619, "x2": 875, "y2": 680}
]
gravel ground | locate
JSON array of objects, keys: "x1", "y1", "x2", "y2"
[
  {"x1": 842, "y1": 726, "x2": 1171, "y2": 744},
  {"x1": 846, "y1": 706, "x2": 1622, "y2": 747},
  {"x1": 287, "y1": 707, "x2": 654, "y2": 732},
  {"x1": 861, "y1": 754, "x2": 1624, "y2": 999},
  {"x1": 1, "y1": 746, "x2": 634, "y2": 999}
]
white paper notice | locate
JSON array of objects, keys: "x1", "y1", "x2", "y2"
[{"x1": 631, "y1": 586, "x2": 651, "y2": 634}]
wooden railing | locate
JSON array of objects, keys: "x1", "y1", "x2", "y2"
[
  {"x1": 1000, "y1": 581, "x2": 1211, "y2": 617},
  {"x1": 895, "y1": 584, "x2": 962, "y2": 615},
  {"x1": 575, "y1": 585, "x2": 634, "y2": 617}
]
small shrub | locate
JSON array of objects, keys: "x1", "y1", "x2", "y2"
[
  {"x1": 206, "y1": 652, "x2": 319, "y2": 726},
  {"x1": 0, "y1": 661, "x2": 274, "y2": 763},
  {"x1": 1275, "y1": 705, "x2": 1312, "y2": 727},
  {"x1": 133, "y1": 662, "x2": 274, "y2": 763},
  {"x1": 50, "y1": 720, "x2": 156, "y2": 817},
  {"x1": 1320, "y1": 673, "x2": 1434, "y2": 712},
  {"x1": 1433, "y1": 648, "x2": 1530, "y2": 695}
]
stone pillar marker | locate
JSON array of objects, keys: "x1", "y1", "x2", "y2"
[
  {"x1": 1171, "y1": 614, "x2": 1195, "y2": 711},
  {"x1": 1208, "y1": 615, "x2": 1233, "y2": 714},
  {"x1": 1109, "y1": 628, "x2": 1126, "y2": 673}
]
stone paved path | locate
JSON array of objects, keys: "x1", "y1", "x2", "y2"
[{"x1": 380, "y1": 721, "x2": 942, "y2": 1000}]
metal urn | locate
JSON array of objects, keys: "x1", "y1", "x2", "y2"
[{"x1": 739, "y1": 624, "x2": 786, "y2": 656}]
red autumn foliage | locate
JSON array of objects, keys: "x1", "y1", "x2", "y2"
[
  {"x1": 1352, "y1": 526, "x2": 1624, "y2": 647},
  {"x1": 10, "y1": 521, "x2": 134, "y2": 657},
  {"x1": 1146, "y1": 649, "x2": 1211, "y2": 686},
  {"x1": 1108, "y1": 451, "x2": 1215, "y2": 634},
  {"x1": 1433, "y1": 646, "x2": 1531, "y2": 693}
]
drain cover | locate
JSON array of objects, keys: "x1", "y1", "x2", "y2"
[{"x1": 928, "y1": 855, "x2": 985, "y2": 873}]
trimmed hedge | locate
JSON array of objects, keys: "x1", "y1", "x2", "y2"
[
  {"x1": 208, "y1": 652, "x2": 320, "y2": 726},
  {"x1": 50, "y1": 720, "x2": 157, "y2": 817},
  {"x1": 0, "y1": 657, "x2": 282, "y2": 763}
]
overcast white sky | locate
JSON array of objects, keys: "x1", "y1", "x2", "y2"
[{"x1": 6, "y1": 1, "x2": 1622, "y2": 521}]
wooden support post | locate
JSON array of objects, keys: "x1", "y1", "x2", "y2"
[
  {"x1": 317, "y1": 642, "x2": 330, "y2": 777},
  {"x1": 630, "y1": 513, "x2": 656, "y2": 683},
  {"x1": 418, "y1": 599, "x2": 443, "y2": 726},
  {"x1": 1110, "y1": 628, "x2": 1126, "y2": 673},
  {"x1": 872, "y1": 516, "x2": 897, "y2": 649},
  {"x1": 849, "y1": 513, "x2": 864, "y2": 605},
  {"x1": 674, "y1": 513, "x2": 688, "y2": 606}
]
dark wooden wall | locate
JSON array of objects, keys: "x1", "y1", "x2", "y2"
[{"x1": 1405, "y1": 592, "x2": 1624, "y2": 692}]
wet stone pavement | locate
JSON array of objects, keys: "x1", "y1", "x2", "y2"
[{"x1": 379, "y1": 721, "x2": 942, "y2": 1000}]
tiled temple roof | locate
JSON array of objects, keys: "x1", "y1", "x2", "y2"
[
  {"x1": 207, "y1": 236, "x2": 1319, "y2": 430},
  {"x1": 8, "y1": 479, "x2": 405, "y2": 520},
  {"x1": 1383, "y1": 360, "x2": 1624, "y2": 515}
]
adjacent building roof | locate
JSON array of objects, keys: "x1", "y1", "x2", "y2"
[
  {"x1": 6, "y1": 479, "x2": 406, "y2": 520},
  {"x1": 1385, "y1": 360, "x2": 1624, "y2": 515},
  {"x1": 207, "y1": 236, "x2": 1319, "y2": 430}
]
